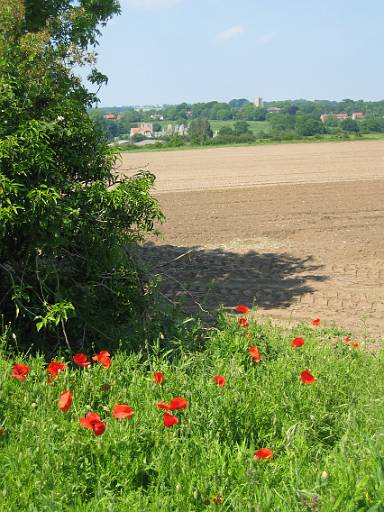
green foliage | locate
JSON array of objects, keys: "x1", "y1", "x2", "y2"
[
  {"x1": 0, "y1": 320, "x2": 383, "y2": 510},
  {"x1": 233, "y1": 120, "x2": 251, "y2": 135},
  {"x1": 0, "y1": 1, "x2": 164, "y2": 350},
  {"x1": 189, "y1": 119, "x2": 213, "y2": 145},
  {"x1": 296, "y1": 115, "x2": 326, "y2": 136},
  {"x1": 341, "y1": 118, "x2": 360, "y2": 133},
  {"x1": 269, "y1": 113, "x2": 296, "y2": 133},
  {"x1": 131, "y1": 132, "x2": 147, "y2": 142}
]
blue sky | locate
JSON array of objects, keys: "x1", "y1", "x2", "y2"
[{"x1": 92, "y1": 0, "x2": 384, "y2": 106}]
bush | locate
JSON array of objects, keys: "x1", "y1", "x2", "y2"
[
  {"x1": 341, "y1": 118, "x2": 360, "y2": 133},
  {"x1": 0, "y1": 1, "x2": 163, "y2": 351},
  {"x1": 131, "y1": 132, "x2": 147, "y2": 142}
]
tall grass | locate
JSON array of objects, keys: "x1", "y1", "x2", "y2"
[{"x1": 0, "y1": 318, "x2": 383, "y2": 511}]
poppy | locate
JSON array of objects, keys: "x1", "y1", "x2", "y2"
[
  {"x1": 352, "y1": 341, "x2": 359, "y2": 349},
  {"x1": 343, "y1": 337, "x2": 352, "y2": 343},
  {"x1": 311, "y1": 318, "x2": 321, "y2": 327},
  {"x1": 92, "y1": 351, "x2": 111, "y2": 368},
  {"x1": 169, "y1": 397, "x2": 188, "y2": 410},
  {"x1": 112, "y1": 404, "x2": 134, "y2": 419},
  {"x1": 47, "y1": 361, "x2": 66, "y2": 377},
  {"x1": 80, "y1": 412, "x2": 102, "y2": 429},
  {"x1": 80, "y1": 412, "x2": 106, "y2": 436},
  {"x1": 73, "y1": 353, "x2": 91, "y2": 367},
  {"x1": 238, "y1": 318, "x2": 249, "y2": 328},
  {"x1": 291, "y1": 337, "x2": 305, "y2": 348},
  {"x1": 301, "y1": 370, "x2": 316, "y2": 384},
  {"x1": 164, "y1": 412, "x2": 179, "y2": 427},
  {"x1": 248, "y1": 346, "x2": 261, "y2": 363},
  {"x1": 213, "y1": 375, "x2": 225, "y2": 387},
  {"x1": 58, "y1": 390, "x2": 73, "y2": 412},
  {"x1": 11, "y1": 363, "x2": 30, "y2": 381},
  {"x1": 254, "y1": 448, "x2": 273, "y2": 460},
  {"x1": 157, "y1": 401, "x2": 170, "y2": 411},
  {"x1": 233, "y1": 305, "x2": 250, "y2": 314},
  {"x1": 93, "y1": 421, "x2": 106, "y2": 436},
  {"x1": 154, "y1": 372, "x2": 164, "y2": 385}
]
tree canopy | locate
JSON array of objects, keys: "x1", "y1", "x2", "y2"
[{"x1": 0, "y1": 0, "x2": 163, "y2": 351}]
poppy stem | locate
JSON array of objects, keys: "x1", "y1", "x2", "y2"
[{"x1": 61, "y1": 319, "x2": 72, "y2": 352}]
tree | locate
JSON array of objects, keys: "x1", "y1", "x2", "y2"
[
  {"x1": 269, "y1": 113, "x2": 295, "y2": 132},
  {"x1": 233, "y1": 121, "x2": 251, "y2": 136},
  {"x1": 295, "y1": 116, "x2": 325, "y2": 136},
  {"x1": 341, "y1": 118, "x2": 360, "y2": 133},
  {"x1": 228, "y1": 98, "x2": 250, "y2": 109},
  {"x1": 189, "y1": 119, "x2": 213, "y2": 144},
  {"x1": 287, "y1": 105, "x2": 299, "y2": 116},
  {"x1": 218, "y1": 126, "x2": 234, "y2": 136},
  {"x1": 0, "y1": 1, "x2": 163, "y2": 350}
]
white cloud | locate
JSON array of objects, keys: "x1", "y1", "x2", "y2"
[
  {"x1": 126, "y1": 0, "x2": 182, "y2": 8},
  {"x1": 217, "y1": 25, "x2": 244, "y2": 42},
  {"x1": 257, "y1": 32, "x2": 277, "y2": 45}
]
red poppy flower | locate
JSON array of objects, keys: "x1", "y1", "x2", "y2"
[
  {"x1": 238, "y1": 317, "x2": 249, "y2": 328},
  {"x1": 248, "y1": 346, "x2": 261, "y2": 363},
  {"x1": 301, "y1": 370, "x2": 316, "y2": 385},
  {"x1": 80, "y1": 412, "x2": 101, "y2": 429},
  {"x1": 93, "y1": 421, "x2": 106, "y2": 436},
  {"x1": 157, "y1": 401, "x2": 170, "y2": 411},
  {"x1": 169, "y1": 397, "x2": 188, "y2": 411},
  {"x1": 291, "y1": 337, "x2": 305, "y2": 348},
  {"x1": 112, "y1": 404, "x2": 134, "y2": 419},
  {"x1": 254, "y1": 448, "x2": 273, "y2": 460},
  {"x1": 163, "y1": 412, "x2": 179, "y2": 427},
  {"x1": 233, "y1": 305, "x2": 250, "y2": 314},
  {"x1": 48, "y1": 361, "x2": 66, "y2": 377},
  {"x1": 343, "y1": 337, "x2": 352, "y2": 343},
  {"x1": 154, "y1": 372, "x2": 164, "y2": 384},
  {"x1": 11, "y1": 363, "x2": 30, "y2": 381},
  {"x1": 213, "y1": 375, "x2": 225, "y2": 387},
  {"x1": 58, "y1": 390, "x2": 73, "y2": 412},
  {"x1": 352, "y1": 341, "x2": 359, "y2": 349},
  {"x1": 73, "y1": 353, "x2": 91, "y2": 367},
  {"x1": 92, "y1": 351, "x2": 111, "y2": 368},
  {"x1": 311, "y1": 318, "x2": 321, "y2": 327},
  {"x1": 80, "y1": 412, "x2": 106, "y2": 436}
]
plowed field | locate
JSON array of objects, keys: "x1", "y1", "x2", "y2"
[{"x1": 119, "y1": 141, "x2": 384, "y2": 338}]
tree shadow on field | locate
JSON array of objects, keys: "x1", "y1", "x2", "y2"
[{"x1": 137, "y1": 242, "x2": 328, "y2": 320}]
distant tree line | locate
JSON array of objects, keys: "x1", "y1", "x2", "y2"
[{"x1": 89, "y1": 98, "x2": 384, "y2": 145}]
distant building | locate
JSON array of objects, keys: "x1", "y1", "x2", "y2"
[
  {"x1": 130, "y1": 123, "x2": 154, "y2": 138},
  {"x1": 254, "y1": 97, "x2": 264, "y2": 108},
  {"x1": 130, "y1": 127, "x2": 141, "y2": 137},
  {"x1": 352, "y1": 112, "x2": 364, "y2": 120},
  {"x1": 104, "y1": 113, "x2": 118, "y2": 121},
  {"x1": 161, "y1": 124, "x2": 188, "y2": 137},
  {"x1": 266, "y1": 107, "x2": 282, "y2": 113},
  {"x1": 320, "y1": 113, "x2": 349, "y2": 123}
]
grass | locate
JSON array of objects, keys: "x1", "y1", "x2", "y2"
[
  {"x1": 1, "y1": 317, "x2": 383, "y2": 511},
  {"x1": 209, "y1": 120, "x2": 271, "y2": 134}
]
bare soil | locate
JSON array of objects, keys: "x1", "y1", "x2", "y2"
[{"x1": 120, "y1": 141, "x2": 384, "y2": 338}]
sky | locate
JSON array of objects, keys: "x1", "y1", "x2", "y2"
[{"x1": 90, "y1": 0, "x2": 384, "y2": 107}]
